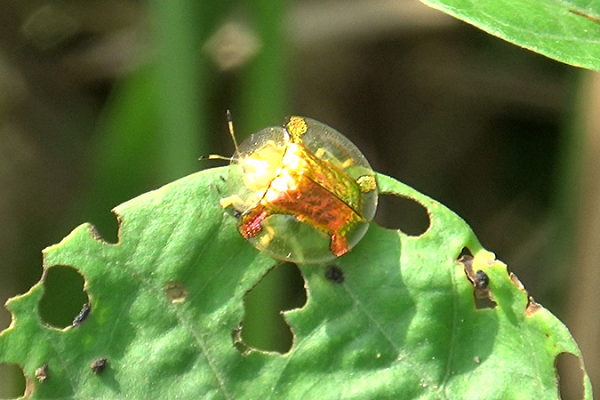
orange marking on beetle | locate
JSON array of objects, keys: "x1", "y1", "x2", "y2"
[{"x1": 220, "y1": 116, "x2": 378, "y2": 263}]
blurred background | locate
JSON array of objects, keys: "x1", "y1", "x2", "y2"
[{"x1": 0, "y1": 0, "x2": 597, "y2": 398}]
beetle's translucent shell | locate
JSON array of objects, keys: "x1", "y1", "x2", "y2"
[{"x1": 225, "y1": 116, "x2": 378, "y2": 264}]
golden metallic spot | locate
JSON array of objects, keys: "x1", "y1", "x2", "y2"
[
  {"x1": 357, "y1": 175, "x2": 377, "y2": 193},
  {"x1": 286, "y1": 116, "x2": 308, "y2": 141}
]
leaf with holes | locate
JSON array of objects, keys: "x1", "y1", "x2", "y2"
[
  {"x1": 0, "y1": 167, "x2": 592, "y2": 398},
  {"x1": 420, "y1": 0, "x2": 600, "y2": 71}
]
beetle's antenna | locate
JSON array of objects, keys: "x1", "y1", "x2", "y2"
[
  {"x1": 199, "y1": 154, "x2": 230, "y2": 161},
  {"x1": 199, "y1": 110, "x2": 239, "y2": 161},
  {"x1": 226, "y1": 110, "x2": 239, "y2": 153}
]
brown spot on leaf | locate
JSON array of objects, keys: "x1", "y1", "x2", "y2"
[
  {"x1": 165, "y1": 282, "x2": 187, "y2": 304},
  {"x1": 509, "y1": 272, "x2": 525, "y2": 291},
  {"x1": 24, "y1": 378, "x2": 34, "y2": 398},
  {"x1": 231, "y1": 323, "x2": 250, "y2": 356},
  {"x1": 525, "y1": 296, "x2": 541, "y2": 317},
  {"x1": 458, "y1": 254, "x2": 473, "y2": 269},
  {"x1": 35, "y1": 364, "x2": 48, "y2": 383},
  {"x1": 509, "y1": 272, "x2": 541, "y2": 317}
]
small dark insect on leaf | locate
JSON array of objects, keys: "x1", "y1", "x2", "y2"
[
  {"x1": 474, "y1": 270, "x2": 489, "y2": 290},
  {"x1": 231, "y1": 324, "x2": 250, "y2": 355},
  {"x1": 233, "y1": 209, "x2": 242, "y2": 219},
  {"x1": 72, "y1": 302, "x2": 91, "y2": 327},
  {"x1": 35, "y1": 364, "x2": 49, "y2": 383},
  {"x1": 459, "y1": 255, "x2": 496, "y2": 309},
  {"x1": 91, "y1": 358, "x2": 107, "y2": 375},
  {"x1": 325, "y1": 265, "x2": 345, "y2": 284}
]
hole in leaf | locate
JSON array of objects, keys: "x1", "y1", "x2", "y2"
[
  {"x1": 556, "y1": 352, "x2": 584, "y2": 400},
  {"x1": 0, "y1": 363, "x2": 26, "y2": 398},
  {"x1": 374, "y1": 193, "x2": 430, "y2": 235},
  {"x1": 88, "y1": 217, "x2": 119, "y2": 246},
  {"x1": 458, "y1": 247, "x2": 473, "y2": 259},
  {"x1": 1, "y1": 306, "x2": 10, "y2": 332},
  {"x1": 241, "y1": 262, "x2": 307, "y2": 354},
  {"x1": 39, "y1": 265, "x2": 89, "y2": 328}
]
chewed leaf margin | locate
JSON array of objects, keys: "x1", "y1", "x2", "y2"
[{"x1": 0, "y1": 168, "x2": 592, "y2": 399}]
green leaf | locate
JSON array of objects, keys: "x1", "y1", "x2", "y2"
[
  {"x1": 420, "y1": 0, "x2": 600, "y2": 71},
  {"x1": 0, "y1": 168, "x2": 592, "y2": 398}
]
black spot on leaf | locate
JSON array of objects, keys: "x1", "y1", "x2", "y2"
[
  {"x1": 72, "y1": 302, "x2": 91, "y2": 327},
  {"x1": 90, "y1": 358, "x2": 107, "y2": 375},
  {"x1": 324, "y1": 265, "x2": 345, "y2": 284}
]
